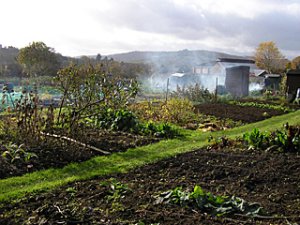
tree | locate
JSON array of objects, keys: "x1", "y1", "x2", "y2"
[
  {"x1": 56, "y1": 64, "x2": 139, "y2": 133},
  {"x1": 291, "y1": 56, "x2": 300, "y2": 70},
  {"x1": 96, "y1": 53, "x2": 102, "y2": 61},
  {"x1": 17, "y1": 41, "x2": 60, "y2": 77},
  {"x1": 254, "y1": 41, "x2": 286, "y2": 74}
]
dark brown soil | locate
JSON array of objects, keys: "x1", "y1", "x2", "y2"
[
  {"x1": 194, "y1": 103, "x2": 286, "y2": 123},
  {"x1": 1, "y1": 148, "x2": 300, "y2": 225},
  {"x1": 0, "y1": 102, "x2": 298, "y2": 224},
  {"x1": 0, "y1": 131, "x2": 158, "y2": 179}
]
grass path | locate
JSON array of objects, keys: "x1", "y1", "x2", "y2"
[{"x1": 0, "y1": 110, "x2": 299, "y2": 203}]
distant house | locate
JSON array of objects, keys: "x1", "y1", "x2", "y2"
[
  {"x1": 167, "y1": 58, "x2": 255, "y2": 94},
  {"x1": 190, "y1": 58, "x2": 258, "y2": 95},
  {"x1": 263, "y1": 74, "x2": 281, "y2": 90},
  {"x1": 166, "y1": 57, "x2": 285, "y2": 96},
  {"x1": 192, "y1": 61, "x2": 216, "y2": 75},
  {"x1": 193, "y1": 58, "x2": 259, "y2": 76},
  {"x1": 194, "y1": 57, "x2": 284, "y2": 91}
]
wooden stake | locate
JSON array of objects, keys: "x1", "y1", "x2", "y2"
[{"x1": 41, "y1": 132, "x2": 111, "y2": 155}]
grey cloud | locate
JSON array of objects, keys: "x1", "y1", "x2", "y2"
[
  {"x1": 101, "y1": 0, "x2": 208, "y2": 33},
  {"x1": 92, "y1": 0, "x2": 300, "y2": 56},
  {"x1": 234, "y1": 12, "x2": 300, "y2": 51}
]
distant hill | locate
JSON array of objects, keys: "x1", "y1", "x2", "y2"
[
  {"x1": 106, "y1": 49, "x2": 249, "y2": 73},
  {"x1": 0, "y1": 46, "x2": 23, "y2": 77},
  {"x1": 107, "y1": 49, "x2": 240, "y2": 63},
  {"x1": 0, "y1": 46, "x2": 19, "y2": 65},
  {"x1": 1, "y1": 45, "x2": 251, "y2": 76}
]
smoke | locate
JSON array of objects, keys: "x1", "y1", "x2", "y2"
[
  {"x1": 167, "y1": 73, "x2": 225, "y2": 92},
  {"x1": 140, "y1": 50, "x2": 233, "y2": 92},
  {"x1": 138, "y1": 50, "x2": 265, "y2": 96},
  {"x1": 149, "y1": 73, "x2": 169, "y2": 90},
  {"x1": 249, "y1": 82, "x2": 264, "y2": 92}
]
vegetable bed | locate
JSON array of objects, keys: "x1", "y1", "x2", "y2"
[{"x1": 1, "y1": 147, "x2": 299, "y2": 224}]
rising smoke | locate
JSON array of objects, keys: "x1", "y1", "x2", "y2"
[{"x1": 138, "y1": 50, "x2": 264, "y2": 95}]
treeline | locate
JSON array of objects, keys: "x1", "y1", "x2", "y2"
[
  {"x1": 0, "y1": 46, "x2": 22, "y2": 77},
  {"x1": 0, "y1": 42, "x2": 152, "y2": 80}
]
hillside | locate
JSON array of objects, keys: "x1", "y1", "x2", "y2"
[
  {"x1": 107, "y1": 49, "x2": 248, "y2": 73},
  {"x1": 0, "y1": 46, "x2": 19, "y2": 65},
  {"x1": 108, "y1": 49, "x2": 240, "y2": 63},
  {"x1": 1, "y1": 45, "x2": 251, "y2": 75}
]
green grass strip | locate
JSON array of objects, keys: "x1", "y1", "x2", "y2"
[{"x1": 0, "y1": 110, "x2": 299, "y2": 203}]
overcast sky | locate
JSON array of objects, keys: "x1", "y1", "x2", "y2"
[{"x1": 1, "y1": 0, "x2": 299, "y2": 58}]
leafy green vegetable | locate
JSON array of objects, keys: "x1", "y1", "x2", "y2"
[
  {"x1": 230, "y1": 101, "x2": 293, "y2": 113},
  {"x1": 155, "y1": 185, "x2": 263, "y2": 217},
  {"x1": 242, "y1": 124, "x2": 300, "y2": 152},
  {"x1": 1, "y1": 142, "x2": 37, "y2": 163},
  {"x1": 243, "y1": 128, "x2": 268, "y2": 149}
]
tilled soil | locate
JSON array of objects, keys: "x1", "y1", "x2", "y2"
[
  {"x1": 194, "y1": 103, "x2": 286, "y2": 123},
  {"x1": 1, "y1": 148, "x2": 300, "y2": 225},
  {"x1": 0, "y1": 131, "x2": 158, "y2": 179}
]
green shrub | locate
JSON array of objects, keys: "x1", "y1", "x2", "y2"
[
  {"x1": 130, "y1": 98, "x2": 196, "y2": 126},
  {"x1": 161, "y1": 98, "x2": 195, "y2": 125},
  {"x1": 171, "y1": 84, "x2": 216, "y2": 103},
  {"x1": 95, "y1": 108, "x2": 138, "y2": 132},
  {"x1": 94, "y1": 108, "x2": 180, "y2": 138},
  {"x1": 141, "y1": 121, "x2": 180, "y2": 138}
]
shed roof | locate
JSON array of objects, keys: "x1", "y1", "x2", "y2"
[
  {"x1": 287, "y1": 69, "x2": 300, "y2": 75},
  {"x1": 265, "y1": 74, "x2": 281, "y2": 78},
  {"x1": 217, "y1": 62, "x2": 258, "y2": 71},
  {"x1": 218, "y1": 57, "x2": 255, "y2": 64},
  {"x1": 254, "y1": 69, "x2": 267, "y2": 77},
  {"x1": 170, "y1": 72, "x2": 185, "y2": 77}
]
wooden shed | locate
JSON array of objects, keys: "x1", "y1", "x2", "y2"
[
  {"x1": 225, "y1": 66, "x2": 250, "y2": 97},
  {"x1": 286, "y1": 69, "x2": 300, "y2": 101}
]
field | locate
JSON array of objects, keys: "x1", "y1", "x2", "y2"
[
  {"x1": 0, "y1": 76, "x2": 300, "y2": 224},
  {"x1": 1, "y1": 147, "x2": 299, "y2": 224}
]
